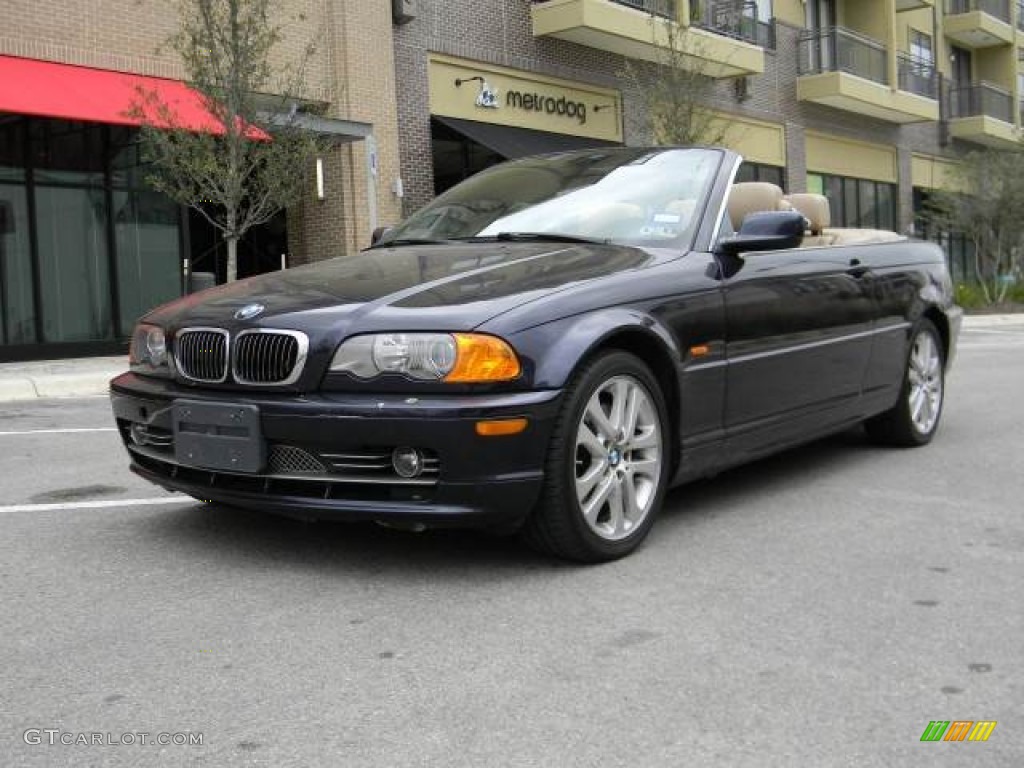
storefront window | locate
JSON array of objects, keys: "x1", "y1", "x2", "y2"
[
  {"x1": 114, "y1": 189, "x2": 181, "y2": 333},
  {"x1": 807, "y1": 172, "x2": 897, "y2": 230},
  {"x1": 0, "y1": 117, "x2": 26, "y2": 182},
  {"x1": 30, "y1": 120, "x2": 106, "y2": 185},
  {"x1": 0, "y1": 184, "x2": 35, "y2": 345},
  {"x1": 736, "y1": 162, "x2": 785, "y2": 189},
  {"x1": 35, "y1": 185, "x2": 113, "y2": 343}
]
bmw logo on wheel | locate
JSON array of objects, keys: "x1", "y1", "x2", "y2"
[{"x1": 234, "y1": 303, "x2": 265, "y2": 321}]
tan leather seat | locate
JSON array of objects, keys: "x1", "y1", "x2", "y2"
[
  {"x1": 824, "y1": 228, "x2": 906, "y2": 246},
  {"x1": 785, "y1": 193, "x2": 834, "y2": 247},
  {"x1": 727, "y1": 182, "x2": 786, "y2": 230}
]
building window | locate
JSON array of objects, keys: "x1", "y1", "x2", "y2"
[
  {"x1": 807, "y1": 172, "x2": 897, "y2": 231},
  {"x1": 736, "y1": 162, "x2": 786, "y2": 189},
  {"x1": 909, "y1": 29, "x2": 934, "y2": 67}
]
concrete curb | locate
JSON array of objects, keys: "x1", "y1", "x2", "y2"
[
  {"x1": 962, "y1": 313, "x2": 1024, "y2": 328},
  {"x1": 0, "y1": 357, "x2": 124, "y2": 404}
]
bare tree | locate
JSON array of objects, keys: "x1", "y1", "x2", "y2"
[
  {"x1": 623, "y1": 13, "x2": 729, "y2": 147},
  {"x1": 132, "y1": 0, "x2": 326, "y2": 282},
  {"x1": 923, "y1": 149, "x2": 1024, "y2": 305}
]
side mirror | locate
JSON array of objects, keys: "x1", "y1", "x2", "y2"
[
  {"x1": 716, "y1": 210, "x2": 806, "y2": 257},
  {"x1": 370, "y1": 225, "x2": 392, "y2": 246}
]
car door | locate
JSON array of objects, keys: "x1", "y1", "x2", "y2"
[{"x1": 720, "y1": 244, "x2": 877, "y2": 459}]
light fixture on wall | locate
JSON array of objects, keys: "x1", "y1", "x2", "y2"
[
  {"x1": 315, "y1": 157, "x2": 325, "y2": 201},
  {"x1": 593, "y1": 103, "x2": 615, "y2": 113},
  {"x1": 454, "y1": 75, "x2": 485, "y2": 87}
]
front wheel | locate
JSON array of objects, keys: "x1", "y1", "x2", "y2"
[
  {"x1": 522, "y1": 351, "x2": 670, "y2": 562},
  {"x1": 865, "y1": 318, "x2": 945, "y2": 446}
]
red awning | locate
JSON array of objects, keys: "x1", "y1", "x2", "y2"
[{"x1": 0, "y1": 55, "x2": 265, "y2": 137}]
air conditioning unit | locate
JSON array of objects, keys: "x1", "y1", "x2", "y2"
[{"x1": 392, "y1": 0, "x2": 417, "y2": 25}]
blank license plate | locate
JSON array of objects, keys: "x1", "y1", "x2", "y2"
[{"x1": 172, "y1": 400, "x2": 265, "y2": 474}]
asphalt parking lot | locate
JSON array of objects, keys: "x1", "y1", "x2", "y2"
[{"x1": 0, "y1": 319, "x2": 1021, "y2": 767}]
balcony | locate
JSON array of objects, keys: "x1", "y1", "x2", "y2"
[
  {"x1": 529, "y1": 0, "x2": 766, "y2": 77},
  {"x1": 898, "y1": 54, "x2": 940, "y2": 99},
  {"x1": 943, "y1": 0, "x2": 1013, "y2": 48},
  {"x1": 796, "y1": 27, "x2": 940, "y2": 123},
  {"x1": 947, "y1": 81, "x2": 1021, "y2": 146},
  {"x1": 692, "y1": 1, "x2": 776, "y2": 50}
]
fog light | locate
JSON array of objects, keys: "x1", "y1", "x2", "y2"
[
  {"x1": 129, "y1": 423, "x2": 147, "y2": 446},
  {"x1": 392, "y1": 446, "x2": 423, "y2": 478}
]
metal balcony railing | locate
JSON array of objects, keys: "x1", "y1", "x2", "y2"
[
  {"x1": 897, "y1": 53, "x2": 939, "y2": 99},
  {"x1": 944, "y1": 0, "x2": 1011, "y2": 22},
  {"x1": 693, "y1": 0, "x2": 776, "y2": 49},
  {"x1": 948, "y1": 81, "x2": 1014, "y2": 122},
  {"x1": 530, "y1": 0, "x2": 679, "y2": 20},
  {"x1": 798, "y1": 27, "x2": 889, "y2": 86},
  {"x1": 608, "y1": 0, "x2": 678, "y2": 19}
]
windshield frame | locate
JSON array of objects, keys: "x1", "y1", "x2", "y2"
[{"x1": 378, "y1": 147, "x2": 728, "y2": 252}]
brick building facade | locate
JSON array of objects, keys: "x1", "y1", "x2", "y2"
[{"x1": 1, "y1": 0, "x2": 403, "y2": 360}]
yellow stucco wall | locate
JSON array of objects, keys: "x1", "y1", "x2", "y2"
[
  {"x1": 911, "y1": 153, "x2": 966, "y2": 192},
  {"x1": 805, "y1": 132, "x2": 898, "y2": 183},
  {"x1": 773, "y1": 0, "x2": 805, "y2": 27},
  {"x1": 708, "y1": 112, "x2": 786, "y2": 166},
  {"x1": 842, "y1": 0, "x2": 890, "y2": 41}
]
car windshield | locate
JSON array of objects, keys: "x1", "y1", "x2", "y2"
[{"x1": 377, "y1": 148, "x2": 723, "y2": 249}]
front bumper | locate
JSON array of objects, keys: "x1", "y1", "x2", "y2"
[{"x1": 110, "y1": 373, "x2": 562, "y2": 529}]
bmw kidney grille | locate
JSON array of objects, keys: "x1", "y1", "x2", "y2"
[{"x1": 175, "y1": 328, "x2": 307, "y2": 385}]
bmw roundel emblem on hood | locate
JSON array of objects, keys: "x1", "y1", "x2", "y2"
[{"x1": 234, "y1": 303, "x2": 265, "y2": 321}]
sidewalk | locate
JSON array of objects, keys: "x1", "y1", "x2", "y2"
[{"x1": 0, "y1": 313, "x2": 1020, "y2": 403}]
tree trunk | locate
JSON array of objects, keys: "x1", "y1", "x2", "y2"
[
  {"x1": 226, "y1": 206, "x2": 238, "y2": 283},
  {"x1": 227, "y1": 236, "x2": 238, "y2": 283}
]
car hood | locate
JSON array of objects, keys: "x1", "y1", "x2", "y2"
[{"x1": 145, "y1": 240, "x2": 658, "y2": 335}]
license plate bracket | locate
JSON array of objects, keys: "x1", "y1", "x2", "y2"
[{"x1": 172, "y1": 400, "x2": 265, "y2": 474}]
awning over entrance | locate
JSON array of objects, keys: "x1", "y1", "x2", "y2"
[
  {"x1": 433, "y1": 116, "x2": 620, "y2": 159},
  {"x1": 0, "y1": 54, "x2": 230, "y2": 133}
]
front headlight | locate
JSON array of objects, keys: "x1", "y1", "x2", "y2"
[
  {"x1": 330, "y1": 333, "x2": 521, "y2": 383},
  {"x1": 129, "y1": 323, "x2": 170, "y2": 376}
]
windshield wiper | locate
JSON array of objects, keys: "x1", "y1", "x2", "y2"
[
  {"x1": 370, "y1": 237, "x2": 454, "y2": 249},
  {"x1": 468, "y1": 232, "x2": 610, "y2": 245}
]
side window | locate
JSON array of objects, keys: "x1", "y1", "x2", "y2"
[{"x1": 716, "y1": 201, "x2": 735, "y2": 241}]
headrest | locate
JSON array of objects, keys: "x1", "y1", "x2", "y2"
[
  {"x1": 728, "y1": 182, "x2": 784, "y2": 230},
  {"x1": 785, "y1": 193, "x2": 831, "y2": 235}
]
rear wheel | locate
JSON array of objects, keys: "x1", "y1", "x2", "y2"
[
  {"x1": 522, "y1": 351, "x2": 669, "y2": 562},
  {"x1": 865, "y1": 319, "x2": 945, "y2": 446}
]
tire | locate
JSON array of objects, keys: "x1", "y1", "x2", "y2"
[
  {"x1": 521, "y1": 351, "x2": 670, "y2": 562},
  {"x1": 865, "y1": 318, "x2": 945, "y2": 447}
]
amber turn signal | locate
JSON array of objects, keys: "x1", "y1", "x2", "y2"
[
  {"x1": 475, "y1": 418, "x2": 529, "y2": 437},
  {"x1": 445, "y1": 334, "x2": 522, "y2": 383}
]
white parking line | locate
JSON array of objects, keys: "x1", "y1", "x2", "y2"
[
  {"x1": 0, "y1": 427, "x2": 118, "y2": 436},
  {"x1": 0, "y1": 497, "x2": 192, "y2": 514}
]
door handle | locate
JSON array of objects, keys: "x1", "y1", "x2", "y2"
[{"x1": 846, "y1": 258, "x2": 869, "y2": 279}]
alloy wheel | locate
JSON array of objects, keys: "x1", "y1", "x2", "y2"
[
  {"x1": 907, "y1": 329, "x2": 943, "y2": 435},
  {"x1": 573, "y1": 375, "x2": 663, "y2": 541}
]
